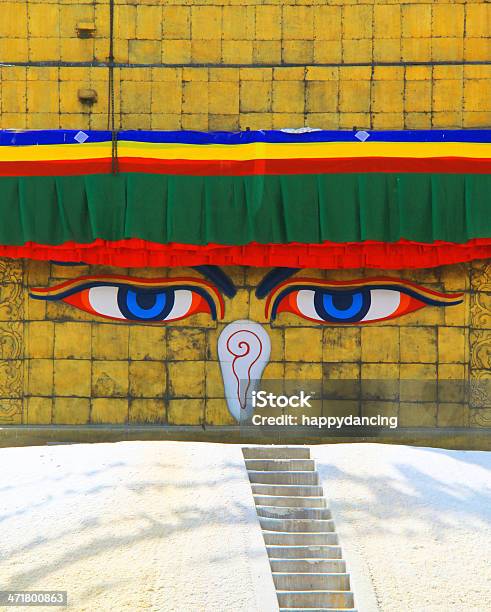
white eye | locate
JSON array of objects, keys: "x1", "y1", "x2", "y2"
[
  {"x1": 296, "y1": 290, "x2": 323, "y2": 321},
  {"x1": 87, "y1": 287, "x2": 195, "y2": 321},
  {"x1": 88, "y1": 286, "x2": 124, "y2": 319},
  {"x1": 362, "y1": 289, "x2": 400, "y2": 321},
  {"x1": 163, "y1": 290, "x2": 193, "y2": 320},
  {"x1": 293, "y1": 288, "x2": 401, "y2": 323}
]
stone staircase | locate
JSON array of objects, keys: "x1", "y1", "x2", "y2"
[{"x1": 242, "y1": 446, "x2": 356, "y2": 612}]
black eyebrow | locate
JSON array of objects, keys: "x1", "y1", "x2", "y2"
[
  {"x1": 192, "y1": 265, "x2": 237, "y2": 298},
  {"x1": 50, "y1": 261, "x2": 237, "y2": 298},
  {"x1": 256, "y1": 267, "x2": 300, "y2": 299}
]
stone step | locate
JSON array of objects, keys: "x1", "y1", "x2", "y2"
[
  {"x1": 257, "y1": 505, "x2": 332, "y2": 520},
  {"x1": 251, "y1": 484, "x2": 324, "y2": 497},
  {"x1": 243, "y1": 447, "x2": 311, "y2": 459},
  {"x1": 263, "y1": 532, "x2": 339, "y2": 546},
  {"x1": 270, "y1": 559, "x2": 346, "y2": 574},
  {"x1": 279, "y1": 608, "x2": 357, "y2": 611},
  {"x1": 248, "y1": 471, "x2": 319, "y2": 485},
  {"x1": 273, "y1": 573, "x2": 351, "y2": 591},
  {"x1": 254, "y1": 495, "x2": 327, "y2": 508},
  {"x1": 260, "y1": 517, "x2": 335, "y2": 533},
  {"x1": 267, "y1": 545, "x2": 343, "y2": 559},
  {"x1": 242, "y1": 446, "x2": 355, "y2": 611},
  {"x1": 245, "y1": 459, "x2": 315, "y2": 472},
  {"x1": 277, "y1": 590, "x2": 355, "y2": 609}
]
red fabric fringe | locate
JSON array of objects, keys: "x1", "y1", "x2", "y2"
[{"x1": 0, "y1": 238, "x2": 490, "y2": 269}]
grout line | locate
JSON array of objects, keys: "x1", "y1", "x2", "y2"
[{"x1": 3, "y1": 60, "x2": 491, "y2": 70}]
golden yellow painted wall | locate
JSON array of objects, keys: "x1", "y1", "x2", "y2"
[
  {"x1": 1, "y1": 1, "x2": 491, "y2": 131},
  {"x1": 0, "y1": 258, "x2": 490, "y2": 428},
  {"x1": 0, "y1": 3, "x2": 490, "y2": 434}
]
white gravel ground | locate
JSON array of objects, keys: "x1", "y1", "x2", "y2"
[
  {"x1": 0, "y1": 442, "x2": 277, "y2": 612},
  {"x1": 312, "y1": 443, "x2": 491, "y2": 612},
  {"x1": 2, "y1": 441, "x2": 489, "y2": 612}
]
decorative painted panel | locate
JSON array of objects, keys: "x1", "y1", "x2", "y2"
[{"x1": 0, "y1": 258, "x2": 487, "y2": 432}]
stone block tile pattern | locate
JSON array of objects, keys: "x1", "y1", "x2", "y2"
[
  {"x1": 2, "y1": 63, "x2": 491, "y2": 131},
  {"x1": 0, "y1": 259, "x2": 488, "y2": 428},
  {"x1": 1, "y1": 1, "x2": 491, "y2": 130}
]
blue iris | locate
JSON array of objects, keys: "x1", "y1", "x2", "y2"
[
  {"x1": 323, "y1": 292, "x2": 363, "y2": 319},
  {"x1": 117, "y1": 287, "x2": 174, "y2": 321},
  {"x1": 314, "y1": 289, "x2": 371, "y2": 323}
]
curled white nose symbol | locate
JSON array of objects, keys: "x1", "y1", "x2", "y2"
[{"x1": 218, "y1": 320, "x2": 271, "y2": 422}]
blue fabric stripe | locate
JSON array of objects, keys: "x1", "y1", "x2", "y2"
[{"x1": 2, "y1": 128, "x2": 491, "y2": 147}]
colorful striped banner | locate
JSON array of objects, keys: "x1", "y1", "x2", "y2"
[
  {"x1": 2, "y1": 138, "x2": 491, "y2": 177},
  {"x1": 0, "y1": 129, "x2": 490, "y2": 269}
]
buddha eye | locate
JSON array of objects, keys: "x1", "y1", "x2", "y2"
[
  {"x1": 266, "y1": 278, "x2": 463, "y2": 324},
  {"x1": 289, "y1": 288, "x2": 408, "y2": 323},
  {"x1": 78, "y1": 286, "x2": 199, "y2": 322},
  {"x1": 30, "y1": 276, "x2": 224, "y2": 322}
]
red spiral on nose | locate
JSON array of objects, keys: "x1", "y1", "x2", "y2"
[
  {"x1": 228, "y1": 339, "x2": 251, "y2": 357},
  {"x1": 225, "y1": 330, "x2": 263, "y2": 409}
]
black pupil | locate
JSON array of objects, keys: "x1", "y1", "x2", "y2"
[
  {"x1": 135, "y1": 292, "x2": 159, "y2": 310},
  {"x1": 331, "y1": 293, "x2": 355, "y2": 311}
]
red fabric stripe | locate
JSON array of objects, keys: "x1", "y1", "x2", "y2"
[
  {"x1": 1, "y1": 238, "x2": 491, "y2": 269},
  {"x1": 2, "y1": 157, "x2": 491, "y2": 177}
]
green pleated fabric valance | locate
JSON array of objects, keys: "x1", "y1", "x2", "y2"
[
  {"x1": 1, "y1": 128, "x2": 491, "y2": 269},
  {"x1": 1, "y1": 172, "x2": 490, "y2": 246}
]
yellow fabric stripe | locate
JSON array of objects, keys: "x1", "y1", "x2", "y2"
[{"x1": 2, "y1": 141, "x2": 491, "y2": 162}]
